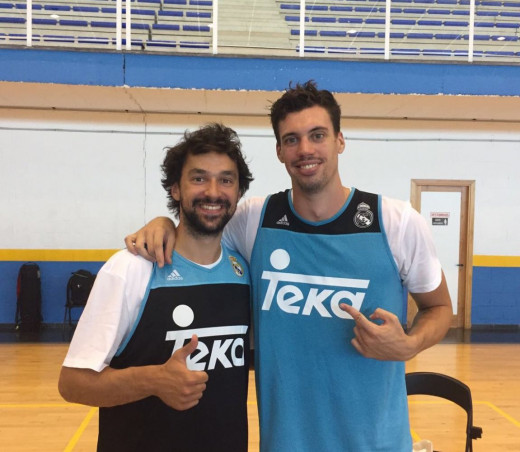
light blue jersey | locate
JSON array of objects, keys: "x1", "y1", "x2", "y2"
[{"x1": 250, "y1": 189, "x2": 412, "y2": 452}]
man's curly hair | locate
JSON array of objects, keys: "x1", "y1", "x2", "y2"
[{"x1": 161, "y1": 123, "x2": 253, "y2": 217}]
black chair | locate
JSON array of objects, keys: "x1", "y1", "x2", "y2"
[
  {"x1": 64, "y1": 270, "x2": 96, "y2": 326},
  {"x1": 406, "y1": 372, "x2": 483, "y2": 452}
]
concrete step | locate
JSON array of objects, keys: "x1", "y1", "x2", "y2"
[{"x1": 217, "y1": 0, "x2": 291, "y2": 44}]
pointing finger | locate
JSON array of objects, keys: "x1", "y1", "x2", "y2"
[
  {"x1": 340, "y1": 304, "x2": 377, "y2": 334},
  {"x1": 340, "y1": 303, "x2": 364, "y2": 322}
]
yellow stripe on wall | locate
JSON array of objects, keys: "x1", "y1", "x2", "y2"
[
  {"x1": 0, "y1": 249, "x2": 120, "y2": 262},
  {"x1": 1, "y1": 250, "x2": 518, "y2": 267},
  {"x1": 473, "y1": 255, "x2": 520, "y2": 268}
]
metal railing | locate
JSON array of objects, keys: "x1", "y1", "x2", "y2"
[{"x1": 2, "y1": 0, "x2": 519, "y2": 63}]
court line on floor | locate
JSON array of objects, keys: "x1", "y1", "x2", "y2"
[
  {"x1": 0, "y1": 403, "x2": 77, "y2": 408},
  {"x1": 5, "y1": 399, "x2": 516, "y2": 448},
  {"x1": 409, "y1": 400, "x2": 520, "y2": 428},
  {"x1": 63, "y1": 406, "x2": 98, "y2": 452},
  {"x1": 0, "y1": 402, "x2": 97, "y2": 451},
  {"x1": 477, "y1": 400, "x2": 520, "y2": 428},
  {"x1": 410, "y1": 429, "x2": 421, "y2": 442}
]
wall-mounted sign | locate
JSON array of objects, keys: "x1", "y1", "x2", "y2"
[{"x1": 431, "y1": 212, "x2": 450, "y2": 226}]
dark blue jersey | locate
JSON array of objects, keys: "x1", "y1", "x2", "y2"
[{"x1": 98, "y1": 246, "x2": 251, "y2": 452}]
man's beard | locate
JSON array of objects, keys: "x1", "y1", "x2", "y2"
[
  {"x1": 294, "y1": 177, "x2": 324, "y2": 195},
  {"x1": 291, "y1": 157, "x2": 328, "y2": 195},
  {"x1": 181, "y1": 197, "x2": 234, "y2": 237},
  {"x1": 292, "y1": 172, "x2": 328, "y2": 195}
]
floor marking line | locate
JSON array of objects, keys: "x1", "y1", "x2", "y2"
[
  {"x1": 477, "y1": 400, "x2": 520, "y2": 428},
  {"x1": 0, "y1": 403, "x2": 80, "y2": 408},
  {"x1": 409, "y1": 399, "x2": 520, "y2": 428},
  {"x1": 410, "y1": 428, "x2": 421, "y2": 442},
  {"x1": 63, "y1": 406, "x2": 98, "y2": 452}
]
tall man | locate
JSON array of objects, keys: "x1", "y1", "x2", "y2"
[
  {"x1": 59, "y1": 123, "x2": 254, "y2": 452},
  {"x1": 125, "y1": 82, "x2": 453, "y2": 451}
]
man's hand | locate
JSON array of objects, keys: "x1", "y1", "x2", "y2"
[
  {"x1": 125, "y1": 217, "x2": 176, "y2": 267},
  {"x1": 340, "y1": 304, "x2": 417, "y2": 361},
  {"x1": 156, "y1": 335, "x2": 209, "y2": 410},
  {"x1": 59, "y1": 335, "x2": 208, "y2": 409}
]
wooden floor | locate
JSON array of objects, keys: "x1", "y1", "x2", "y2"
[{"x1": 0, "y1": 336, "x2": 519, "y2": 451}]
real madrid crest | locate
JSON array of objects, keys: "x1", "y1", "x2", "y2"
[
  {"x1": 229, "y1": 256, "x2": 244, "y2": 277},
  {"x1": 353, "y1": 202, "x2": 374, "y2": 229}
]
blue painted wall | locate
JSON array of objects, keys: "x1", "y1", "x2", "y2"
[
  {"x1": 2, "y1": 47, "x2": 520, "y2": 96},
  {"x1": 472, "y1": 267, "x2": 520, "y2": 325},
  {"x1": 1, "y1": 261, "x2": 104, "y2": 325}
]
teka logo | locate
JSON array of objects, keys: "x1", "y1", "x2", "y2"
[
  {"x1": 165, "y1": 304, "x2": 248, "y2": 371},
  {"x1": 261, "y1": 249, "x2": 369, "y2": 319}
]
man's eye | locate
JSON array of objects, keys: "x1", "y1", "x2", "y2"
[
  {"x1": 312, "y1": 132, "x2": 325, "y2": 141},
  {"x1": 284, "y1": 136, "x2": 297, "y2": 145},
  {"x1": 221, "y1": 178, "x2": 234, "y2": 185}
]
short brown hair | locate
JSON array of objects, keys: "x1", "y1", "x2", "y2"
[{"x1": 270, "y1": 80, "x2": 341, "y2": 144}]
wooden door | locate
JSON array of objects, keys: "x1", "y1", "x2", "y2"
[{"x1": 408, "y1": 180, "x2": 475, "y2": 329}]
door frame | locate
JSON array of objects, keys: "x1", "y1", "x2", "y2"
[{"x1": 408, "y1": 179, "x2": 475, "y2": 329}]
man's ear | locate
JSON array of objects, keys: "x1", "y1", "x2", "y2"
[
  {"x1": 337, "y1": 132, "x2": 346, "y2": 155},
  {"x1": 276, "y1": 143, "x2": 284, "y2": 163},
  {"x1": 171, "y1": 183, "x2": 180, "y2": 201}
]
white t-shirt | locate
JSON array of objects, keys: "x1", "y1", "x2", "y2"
[{"x1": 63, "y1": 250, "x2": 153, "y2": 372}]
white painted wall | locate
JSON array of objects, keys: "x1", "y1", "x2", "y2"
[
  {"x1": 342, "y1": 119, "x2": 520, "y2": 256},
  {"x1": 1, "y1": 107, "x2": 519, "y2": 256}
]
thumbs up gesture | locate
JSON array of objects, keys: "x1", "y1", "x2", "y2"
[{"x1": 156, "y1": 335, "x2": 209, "y2": 410}]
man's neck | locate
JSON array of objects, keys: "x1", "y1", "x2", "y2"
[
  {"x1": 292, "y1": 181, "x2": 350, "y2": 222},
  {"x1": 174, "y1": 224, "x2": 223, "y2": 265}
]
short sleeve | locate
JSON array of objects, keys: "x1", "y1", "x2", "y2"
[
  {"x1": 62, "y1": 250, "x2": 153, "y2": 372},
  {"x1": 382, "y1": 197, "x2": 442, "y2": 294},
  {"x1": 222, "y1": 196, "x2": 265, "y2": 263}
]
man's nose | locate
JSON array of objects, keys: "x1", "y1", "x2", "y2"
[
  {"x1": 205, "y1": 179, "x2": 220, "y2": 197},
  {"x1": 298, "y1": 136, "x2": 313, "y2": 155}
]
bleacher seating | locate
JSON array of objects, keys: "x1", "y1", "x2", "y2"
[
  {"x1": 0, "y1": 0, "x2": 519, "y2": 60},
  {"x1": 0, "y1": 0, "x2": 213, "y2": 51},
  {"x1": 278, "y1": 0, "x2": 520, "y2": 59}
]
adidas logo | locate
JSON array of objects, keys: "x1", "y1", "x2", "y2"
[
  {"x1": 276, "y1": 214, "x2": 290, "y2": 226},
  {"x1": 167, "y1": 269, "x2": 183, "y2": 281}
]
